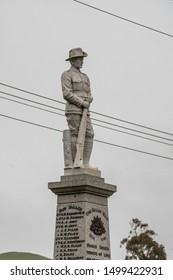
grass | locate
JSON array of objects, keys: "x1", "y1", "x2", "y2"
[{"x1": 0, "y1": 252, "x2": 51, "y2": 260}]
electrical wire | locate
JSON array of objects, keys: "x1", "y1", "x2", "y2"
[
  {"x1": 2, "y1": 93, "x2": 173, "y2": 148},
  {"x1": 94, "y1": 139, "x2": 173, "y2": 161},
  {"x1": 73, "y1": 0, "x2": 173, "y2": 38},
  {"x1": 0, "y1": 90, "x2": 64, "y2": 113},
  {"x1": 0, "y1": 112, "x2": 173, "y2": 161},
  {"x1": 92, "y1": 117, "x2": 173, "y2": 143},
  {"x1": 0, "y1": 82, "x2": 65, "y2": 105},
  {"x1": 0, "y1": 113, "x2": 62, "y2": 133},
  {"x1": 91, "y1": 110, "x2": 173, "y2": 137},
  {"x1": 1, "y1": 82, "x2": 173, "y2": 137},
  {"x1": 1, "y1": 89, "x2": 173, "y2": 144},
  {"x1": 93, "y1": 123, "x2": 173, "y2": 147},
  {"x1": 1, "y1": 93, "x2": 173, "y2": 147},
  {"x1": 0, "y1": 95, "x2": 64, "y2": 117}
]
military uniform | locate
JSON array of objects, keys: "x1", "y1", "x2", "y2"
[
  {"x1": 61, "y1": 48, "x2": 94, "y2": 168},
  {"x1": 61, "y1": 65, "x2": 94, "y2": 138}
]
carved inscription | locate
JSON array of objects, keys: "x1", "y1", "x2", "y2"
[
  {"x1": 54, "y1": 205, "x2": 111, "y2": 260},
  {"x1": 54, "y1": 205, "x2": 85, "y2": 260},
  {"x1": 86, "y1": 243, "x2": 110, "y2": 260},
  {"x1": 86, "y1": 207, "x2": 111, "y2": 260}
]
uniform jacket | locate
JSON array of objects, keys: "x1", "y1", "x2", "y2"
[{"x1": 61, "y1": 66, "x2": 93, "y2": 115}]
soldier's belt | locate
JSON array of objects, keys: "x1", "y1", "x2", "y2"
[{"x1": 73, "y1": 91, "x2": 88, "y2": 98}]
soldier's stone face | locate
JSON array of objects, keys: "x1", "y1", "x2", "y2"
[{"x1": 71, "y1": 57, "x2": 84, "y2": 69}]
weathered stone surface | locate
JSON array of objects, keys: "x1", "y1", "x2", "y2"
[
  {"x1": 63, "y1": 130, "x2": 73, "y2": 168},
  {"x1": 48, "y1": 173, "x2": 117, "y2": 260},
  {"x1": 49, "y1": 174, "x2": 116, "y2": 197},
  {"x1": 61, "y1": 48, "x2": 95, "y2": 170},
  {"x1": 64, "y1": 166, "x2": 101, "y2": 177}
]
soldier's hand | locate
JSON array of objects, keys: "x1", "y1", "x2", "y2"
[
  {"x1": 82, "y1": 101, "x2": 90, "y2": 108},
  {"x1": 86, "y1": 96, "x2": 93, "y2": 103}
]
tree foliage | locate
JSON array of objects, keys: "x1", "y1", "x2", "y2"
[{"x1": 120, "y1": 218, "x2": 166, "y2": 260}]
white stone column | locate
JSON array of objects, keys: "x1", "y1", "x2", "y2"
[{"x1": 48, "y1": 170, "x2": 117, "y2": 260}]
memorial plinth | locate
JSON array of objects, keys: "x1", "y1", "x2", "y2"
[{"x1": 48, "y1": 169, "x2": 117, "y2": 260}]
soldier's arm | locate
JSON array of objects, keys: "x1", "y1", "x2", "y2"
[
  {"x1": 85, "y1": 75, "x2": 93, "y2": 103},
  {"x1": 61, "y1": 72, "x2": 84, "y2": 107}
]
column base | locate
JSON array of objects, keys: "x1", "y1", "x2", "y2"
[{"x1": 48, "y1": 173, "x2": 117, "y2": 260}]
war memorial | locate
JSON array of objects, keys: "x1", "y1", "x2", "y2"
[{"x1": 48, "y1": 48, "x2": 117, "y2": 260}]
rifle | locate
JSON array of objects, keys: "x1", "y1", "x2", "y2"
[{"x1": 74, "y1": 108, "x2": 88, "y2": 168}]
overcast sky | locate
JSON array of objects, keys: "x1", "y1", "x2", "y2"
[{"x1": 0, "y1": 0, "x2": 173, "y2": 260}]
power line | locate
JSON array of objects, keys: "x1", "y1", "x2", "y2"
[
  {"x1": 73, "y1": 0, "x2": 173, "y2": 38},
  {"x1": 1, "y1": 93, "x2": 173, "y2": 148},
  {"x1": 0, "y1": 95, "x2": 64, "y2": 118},
  {"x1": 93, "y1": 123, "x2": 173, "y2": 147},
  {"x1": 0, "y1": 112, "x2": 173, "y2": 161},
  {"x1": 0, "y1": 82, "x2": 65, "y2": 105},
  {"x1": 0, "y1": 113, "x2": 62, "y2": 133},
  {"x1": 1, "y1": 82, "x2": 173, "y2": 138},
  {"x1": 1, "y1": 89, "x2": 173, "y2": 144},
  {"x1": 91, "y1": 110, "x2": 173, "y2": 137},
  {"x1": 0, "y1": 90, "x2": 64, "y2": 113},
  {"x1": 1, "y1": 93, "x2": 173, "y2": 147},
  {"x1": 92, "y1": 117, "x2": 173, "y2": 143},
  {"x1": 94, "y1": 139, "x2": 173, "y2": 161}
]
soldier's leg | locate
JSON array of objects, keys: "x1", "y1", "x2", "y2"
[
  {"x1": 66, "y1": 114, "x2": 81, "y2": 162},
  {"x1": 83, "y1": 116, "x2": 94, "y2": 168},
  {"x1": 63, "y1": 129, "x2": 73, "y2": 168}
]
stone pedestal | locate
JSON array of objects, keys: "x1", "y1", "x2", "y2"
[{"x1": 48, "y1": 169, "x2": 117, "y2": 260}]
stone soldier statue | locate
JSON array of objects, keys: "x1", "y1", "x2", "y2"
[{"x1": 61, "y1": 48, "x2": 94, "y2": 168}]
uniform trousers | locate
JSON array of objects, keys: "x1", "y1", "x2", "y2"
[{"x1": 66, "y1": 113, "x2": 94, "y2": 138}]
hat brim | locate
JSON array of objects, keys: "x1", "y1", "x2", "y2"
[{"x1": 66, "y1": 52, "x2": 88, "y2": 61}]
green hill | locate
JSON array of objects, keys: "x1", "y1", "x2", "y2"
[{"x1": 0, "y1": 252, "x2": 51, "y2": 260}]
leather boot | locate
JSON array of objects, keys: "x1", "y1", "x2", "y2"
[
  {"x1": 71, "y1": 135, "x2": 77, "y2": 163},
  {"x1": 83, "y1": 137, "x2": 93, "y2": 168},
  {"x1": 63, "y1": 130, "x2": 73, "y2": 168}
]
